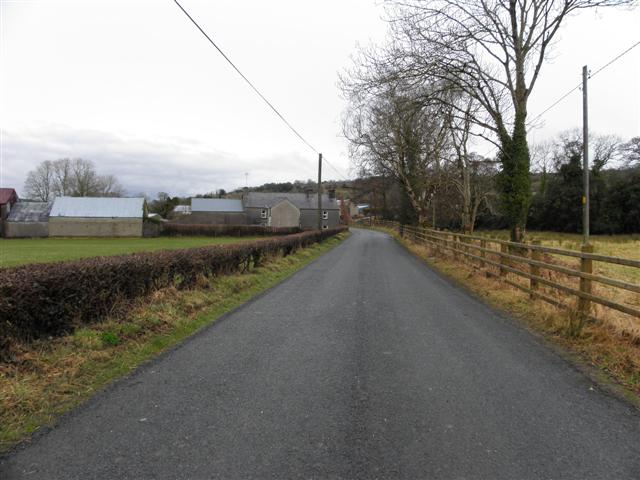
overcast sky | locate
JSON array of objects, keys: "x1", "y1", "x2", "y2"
[{"x1": 1, "y1": 0, "x2": 638, "y2": 198}]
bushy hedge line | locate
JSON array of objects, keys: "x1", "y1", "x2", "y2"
[
  {"x1": 0, "y1": 227, "x2": 346, "y2": 356},
  {"x1": 162, "y1": 223, "x2": 300, "y2": 237}
]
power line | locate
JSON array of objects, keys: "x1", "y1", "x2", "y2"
[
  {"x1": 529, "y1": 84, "x2": 581, "y2": 125},
  {"x1": 173, "y1": 0, "x2": 319, "y2": 154},
  {"x1": 322, "y1": 155, "x2": 350, "y2": 181},
  {"x1": 530, "y1": 39, "x2": 640, "y2": 124},
  {"x1": 590, "y1": 39, "x2": 640, "y2": 79}
]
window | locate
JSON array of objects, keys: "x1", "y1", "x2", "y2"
[
  {"x1": 322, "y1": 210, "x2": 328, "y2": 220},
  {"x1": 260, "y1": 209, "x2": 267, "y2": 219}
]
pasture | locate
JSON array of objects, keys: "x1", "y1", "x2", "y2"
[
  {"x1": 477, "y1": 230, "x2": 640, "y2": 283},
  {"x1": 0, "y1": 236, "x2": 263, "y2": 268}
]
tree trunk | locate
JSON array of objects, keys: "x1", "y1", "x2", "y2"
[{"x1": 498, "y1": 109, "x2": 531, "y2": 242}]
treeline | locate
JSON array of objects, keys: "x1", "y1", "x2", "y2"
[
  {"x1": 526, "y1": 136, "x2": 640, "y2": 234},
  {"x1": 347, "y1": 135, "x2": 639, "y2": 234}
]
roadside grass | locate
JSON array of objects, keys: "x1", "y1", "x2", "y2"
[
  {"x1": 371, "y1": 227, "x2": 640, "y2": 402},
  {"x1": 0, "y1": 232, "x2": 349, "y2": 452},
  {"x1": 0, "y1": 236, "x2": 266, "y2": 268}
]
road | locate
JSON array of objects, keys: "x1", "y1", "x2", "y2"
[{"x1": 2, "y1": 228, "x2": 640, "y2": 479}]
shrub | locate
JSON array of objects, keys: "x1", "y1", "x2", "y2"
[
  {"x1": 0, "y1": 227, "x2": 346, "y2": 357},
  {"x1": 162, "y1": 224, "x2": 300, "y2": 237}
]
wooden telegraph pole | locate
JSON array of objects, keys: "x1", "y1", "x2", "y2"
[
  {"x1": 317, "y1": 153, "x2": 323, "y2": 230},
  {"x1": 580, "y1": 65, "x2": 594, "y2": 320},
  {"x1": 582, "y1": 65, "x2": 590, "y2": 246}
]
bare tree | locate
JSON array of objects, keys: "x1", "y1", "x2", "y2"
[
  {"x1": 619, "y1": 137, "x2": 640, "y2": 167},
  {"x1": 23, "y1": 158, "x2": 124, "y2": 199},
  {"x1": 342, "y1": 79, "x2": 450, "y2": 223},
  {"x1": 447, "y1": 98, "x2": 497, "y2": 232},
  {"x1": 384, "y1": 0, "x2": 633, "y2": 240},
  {"x1": 97, "y1": 174, "x2": 125, "y2": 197},
  {"x1": 24, "y1": 160, "x2": 54, "y2": 201},
  {"x1": 52, "y1": 158, "x2": 74, "y2": 197}
]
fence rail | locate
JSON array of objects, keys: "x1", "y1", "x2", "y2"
[{"x1": 357, "y1": 219, "x2": 640, "y2": 321}]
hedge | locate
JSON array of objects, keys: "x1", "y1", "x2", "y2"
[
  {"x1": 0, "y1": 227, "x2": 347, "y2": 356},
  {"x1": 162, "y1": 224, "x2": 300, "y2": 237}
]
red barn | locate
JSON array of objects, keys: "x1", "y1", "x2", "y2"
[{"x1": 0, "y1": 188, "x2": 19, "y2": 236}]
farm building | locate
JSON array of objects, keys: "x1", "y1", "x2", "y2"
[
  {"x1": 4, "y1": 201, "x2": 52, "y2": 238},
  {"x1": 244, "y1": 192, "x2": 340, "y2": 229},
  {"x1": 49, "y1": 197, "x2": 146, "y2": 237},
  {"x1": 0, "y1": 188, "x2": 19, "y2": 236},
  {"x1": 170, "y1": 204, "x2": 191, "y2": 217},
  {"x1": 184, "y1": 198, "x2": 247, "y2": 225}
]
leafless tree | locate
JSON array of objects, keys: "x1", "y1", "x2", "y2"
[
  {"x1": 24, "y1": 160, "x2": 54, "y2": 201},
  {"x1": 342, "y1": 78, "x2": 450, "y2": 223},
  {"x1": 23, "y1": 158, "x2": 124, "y2": 199},
  {"x1": 619, "y1": 137, "x2": 640, "y2": 167},
  {"x1": 446, "y1": 97, "x2": 497, "y2": 232},
  {"x1": 52, "y1": 158, "x2": 74, "y2": 197},
  {"x1": 97, "y1": 174, "x2": 125, "y2": 197},
  {"x1": 554, "y1": 129, "x2": 621, "y2": 171},
  {"x1": 384, "y1": 0, "x2": 634, "y2": 240}
]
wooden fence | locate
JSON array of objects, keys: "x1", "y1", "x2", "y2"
[{"x1": 358, "y1": 219, "x2": 640, "y2": 322}]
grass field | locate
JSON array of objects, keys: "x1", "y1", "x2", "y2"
[
  {"x1": 0, "y1": 236, "x2": 264, "y2": 268},
  {"x1": 478, "y1": 230, "x2": 640, "y2": 258},
  {"x1": 477, "y1": 230, "x2": 640, "y2": 283}
]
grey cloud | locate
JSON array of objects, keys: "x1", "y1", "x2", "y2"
[{"x1": 1, "y1": 126, "x2": 318, "y2": 198}]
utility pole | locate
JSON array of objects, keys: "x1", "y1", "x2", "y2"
[
  {"x1": 582, "y1": 65, "x2": 590, "y2": 246},
  {"x1": 317, "y1": 153, "x2": 323, "y2": 230}
]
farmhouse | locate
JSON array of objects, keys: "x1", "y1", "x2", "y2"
[
  {"x1": 49, "y1": 196, "x2": 146, "y2": 237},
  {"x1": 244, "y1": 192, "x2": 340, "y2": 229},
  {"x1": 4, "y1": 201, "x2": 52, "y2": 238},
  {"x1": 0, "y1": 188, "x2": 19, "y2": 236}
]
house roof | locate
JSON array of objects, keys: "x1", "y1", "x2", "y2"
[
  {"x1": 7, "y1": 201, "x2": 52, "y2": 222},
  {"x1": 50, "y1": 197, "x2": 145, "y2": 218},
  {"x1": 0, "y1": 188, "x2": 18, "y2": 205},
  {"x1": 244, "y1": 192, "x2": 339, "y2": 210},
  {"x1": 191, "y1": 198, "x2": 244, "y2": 213}
]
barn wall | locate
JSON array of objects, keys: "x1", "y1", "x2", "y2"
[
  {"x1": 4, "y1": 222, "x2": 49, "y2": 238},
  {"x1": 270, "y1": 202, "x2": 299, "y2": 228},
  {"x1": 49, "y1": 217, "x2": 142, "y2": 237}
]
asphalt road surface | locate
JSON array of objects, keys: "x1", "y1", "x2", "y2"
[{"x1": 2, "y1": 228, "x2": 640, "y2": 479}]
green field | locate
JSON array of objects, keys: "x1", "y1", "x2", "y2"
[
  {"x1": 477, "y1": 230, "x2": 640, "y2": 259},
  {"x1": 0, "y1": 236, "x2": 263, "y2": 268}
]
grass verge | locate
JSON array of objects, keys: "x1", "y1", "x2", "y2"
[
  {"x1": 0, "y1": 232, "x2": 349, "y2": 452},
  {"x1": 369, "y1": 226, "x2": 640, "y2": 404}
]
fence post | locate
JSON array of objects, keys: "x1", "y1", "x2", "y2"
[
  {"x1": 399, "y1": 224, "x2": 404, "y2": 238},
  {"x1": 499, "y1": 242, "x2": 508, "y2": 276},
  {"x1": 480, "y1": 239, "x2": 486, "y2": 269},
  {"x1": 453, "y1": 234, "x2": 458, "y2": 260},
  {"x1": 578, "y1": 244, "x2": 594, "y2": 318},
  {"x1": 530, "y1": 240, "x2": 541, "y2": 298}
]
